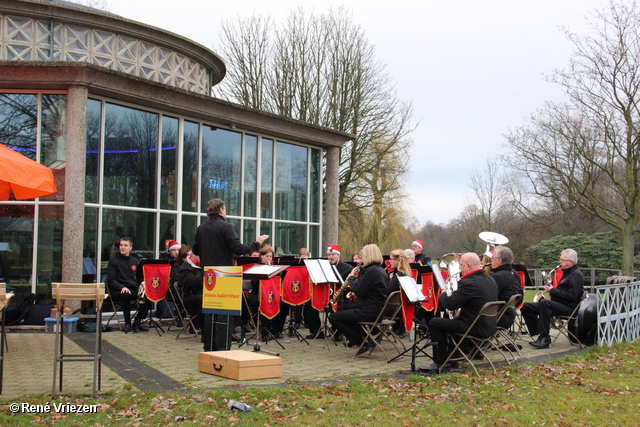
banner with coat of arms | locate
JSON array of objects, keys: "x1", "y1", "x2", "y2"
[
  {"x1": 143, "y1": 264, "x2": 171, "y2": 302},
  {"x1": 259, "y1": 276, "x2": 282, "y2": 319},
  {"x1": 281, "y1": 266, "x2": 310, "y2": 306},
  {"x1": 420, "y1": 272, "x2": 439, "y2": 312}
]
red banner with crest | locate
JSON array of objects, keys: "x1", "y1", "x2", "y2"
[
  {"x1": 420, "y1": 272, "x2": 439, "y2": 312},
  {"x1": 400, "y1": 290, "x2": 415, "y2": 332},
  {"x1": 281, "y1": 266, "x2": 310, "y2": 306},
  {"x1": 259, "y1": 276, "x2": 282, "y2": 320},
  {"x1": 143, "y1": 264, "x2": 171, "y2": 303},
  {"x1": 311, "y1": 282, "x2": 331, "y2": 311}
]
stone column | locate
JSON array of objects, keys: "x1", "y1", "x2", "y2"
[
  {"x1": 323, "y1": 146, "x2": 340, "y2": 250},
  {"x1": 61, "y1": 85, "x2": 88, "y2": 283}
]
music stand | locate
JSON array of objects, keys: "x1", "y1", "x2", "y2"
[
  {"x1": 139, "y1": 259, "x2": 171, "y2": 336},
  {"x1": 304, "y1": 259, "x2": 343, "y2": 350},
  {"x1": 243, "y1": 264, "x2": 289, "y2": 349},
  {"x1": 280, "y1": 262, "x2": 310, "y2": 345}
]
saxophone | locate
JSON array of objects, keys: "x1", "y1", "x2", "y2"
[{"x1": 331, "y1": 265, "x2": 360, "y2": 305}]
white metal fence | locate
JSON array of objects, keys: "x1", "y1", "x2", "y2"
[{"x1": 595, "y1": 281, "x2": 640, "y2": 346}]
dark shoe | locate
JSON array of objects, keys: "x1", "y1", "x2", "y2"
[
  {"x1": 231, "y1": 333, "x2": 241, "y2": 342},
  {"x1": 306, "y1": 332, "x2": 325, "y2": 339},
  {"x1": 133, "y1": 319, "x2": 148, "y2": 333},
  {"x1": 418, "y1": 361, "x2": 458, "y2": 373},
  {"x1": 122, "y1": 324, "x2": 131, "y2": 333},
  {"x1": 294, "y1": 322, "x2": 301, "y2": 329},
  {"x1": 272, "y1": 332, "x2": 282, "y2": 339},
  {"x1": 356, "y1": 340, "x2": 373, "y2": 355},
  {"x1": 334, "y1": 333, "x2": 344, "y2": 342},
  {"x1": 243, "y1": 325, "x2": 253, "y2": 333},
  {"x1": 530, "y1": 336, "x2": 551, "y2": 349}
]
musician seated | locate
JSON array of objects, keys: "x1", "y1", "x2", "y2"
[
  {"x1": 386, "y1": 249, "x2": 411, "y2": 336},
  {"x1": 420, "y1": 253, "x2": 498, "y2": 372},
  {"x1": 106, "y1": 237, "x2": 151, "y2": 333},
  {"x1": 489, "y1": 246, "x2": 524, "y2": 329},
  {"x1": 245, "y1": 246, "x2": 288, "y2": 338},
  {"x1": 177, "y1": 250, "x2": 204, "y2": 331},
  {"x1": 328, "y1": 244, "x2": 389, "y2": 354},
  {"x1": 520, "y1": 249, "x2": 584, "y2": 349}
]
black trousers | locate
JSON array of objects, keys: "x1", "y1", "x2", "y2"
[
  {"x1": 202, "y1": 314, "x2": 233, "y2": 352},
  {"x1": 118, "y1": 290, "x2": 150, "y2": 325},
  {"x1": 328, "y1": 302, "x2": 381, "y2": 345},
  {"x1": 428, "y1": 317, "x2": 471, "y2": 364},
  {"x1": 520, "y1": 300, "x2": 573, "y2": 338}
]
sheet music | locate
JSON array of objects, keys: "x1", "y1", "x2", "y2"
[
  {"x1": 398, "y1": 276, "x2": 425, "y2": 302},
  {"x1": 430, "y1": 263, "x2": 446, "y2": 291},
  {"x1": 304, "y1": 259, "x2": 341, "y2": 283},
  {"x1": 244, "y1": 264, "x2": 282, "y2": 275}
]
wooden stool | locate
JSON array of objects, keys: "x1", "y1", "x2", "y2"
[{"x1": 51, "y1": 283, "x2": 108, "y2": 397}]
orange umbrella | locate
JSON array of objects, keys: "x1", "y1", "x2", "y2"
[{"x1": 0, "y1": 143, "x2": 58, "y2": 200}]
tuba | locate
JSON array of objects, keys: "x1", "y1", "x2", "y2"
[{"x1": 137, "y1": 284, "x2": 147, "y2": 304}]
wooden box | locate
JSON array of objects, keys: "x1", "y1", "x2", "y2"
[{"x1": 198, "y1": 350, "x2": 282, "y2": 380}]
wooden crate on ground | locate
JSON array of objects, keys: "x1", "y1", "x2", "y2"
[{"x1": 198, "y1": 350, "x2": 282, "y2": 380}]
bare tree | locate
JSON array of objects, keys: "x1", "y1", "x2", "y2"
[
  {"x1": 214, "y1": 7, "x2": 415, "y2": 248},
  {"x1": 504, "y1": 0, "x2": 640, "y2": 274}
]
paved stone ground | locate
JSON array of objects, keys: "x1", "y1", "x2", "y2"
[{"x1": 0, "y1": 320, "x2": 585, "y2": 399}]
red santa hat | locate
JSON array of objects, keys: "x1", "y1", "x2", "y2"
[
  {"x1": 412, "y1": 240, "x2": 423, "y2": 249},
  {"x1": 327, "y1": 244, "x2": 341, "y2": 254},
  {"x1": 167, "y1": 240, "x2": 180, "y2": 251}
]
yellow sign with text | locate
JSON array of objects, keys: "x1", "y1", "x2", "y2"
[{"x1": 202, "y1": 266, "x2": 243, "y2": 316}]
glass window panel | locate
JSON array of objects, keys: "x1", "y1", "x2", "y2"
[
  {"x1": 227, "y1": 218, "x2": 241, "y2": 242},
  {"x1": 260, "y1": 221, "x2": 272, "y2": 241},
  {"x1": 201, "y1": 127, "x2": 241, "y2": 215},
  {"x1": 0, "y1": 94, "x2": 38, "y2": 161},
  {"x1": 103, "y1": 103, "x2": 158, "y2": 208},
  {"x1": 310, "y1": 148, "x2": 321, "y2": 223},
  {"x1": 182, "y1": 120, "x2": 199, "y2": 212},
  {"x1": 181, "y1": 215, "x2": 198, "y2": 248},
  {"x1": 37, "y1": 205, "x2": 64, "y2": 290},
  {"x1": 85, "y1": 98, "x2": 102, "y2": 204},
  {"x1": 310, "y1": 225, "x2": 319, "y2": 259},
  {"x1": 0, "y1": 205, "x2": 34, "y2": 301},
  {"x1": 244, "y1": 134, "x2": 258, "y2": 217},
  {"x1": 160, "y1": 116, "x2": 179, "y2": 210},
  {"x1": 40, "y1": 94, "x2": 67, "y2": 201},
  {"x1": 159, "y1": 213, "x2": 177, "y2": 254},
  {"x1": 243, "y1": 219, "x2": 256, "y2": 243},
  {"x1": 260, "y1": 138, "x2": 273, "y2": 219},
  {"x1": 275, "y1": 141, "x2": 307, "y2": 222},
  {"x1": 275, "y1": 222, "x2": 306, "y2": 257},
  {"x1": 102, "y1": 208, "x2": 156, "y2": 260},
  {"x1": 83, "y1": 207, "x2": 99, "y2": 283}
]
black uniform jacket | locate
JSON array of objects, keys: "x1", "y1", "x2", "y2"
[
  {"x1": 192, "y1": 213, "x2": 260, "y2": 267},
  {"x1": 438, "y1": 268, "x2": 498, "y2": 336},
  {"x1": 549, "y1": 265, "x2": 584, "y2": 310}
]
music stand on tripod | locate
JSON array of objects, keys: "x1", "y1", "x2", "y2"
[
  {"x1": 140, "y1": 260, "x2": 172, "y2": 337},
  {"x1": 304, "y1": 259, "x2": 343, "y2": 350},
  {"x1": 280, "y1": 264, "x2": 312, "y2": 345}
]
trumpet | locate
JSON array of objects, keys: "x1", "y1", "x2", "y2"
[
  {"x1": 534, "y1": 265, "x2": 560, "y2": 303},
  {"x1": 137, "y1": 284, "x2": 147, "y2": 304}
]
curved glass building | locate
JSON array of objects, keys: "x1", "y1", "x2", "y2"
[{"x1": 0, "y1": 0, "x2": 350, "y2": 300}]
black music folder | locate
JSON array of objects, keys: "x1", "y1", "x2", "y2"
[{"x1": 242, "y1": 264, "x2": 289, "y2": 280}]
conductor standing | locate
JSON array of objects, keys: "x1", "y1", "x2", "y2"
[{"x1": 193, "y1": 198, "x2": 269, "y2": 352}]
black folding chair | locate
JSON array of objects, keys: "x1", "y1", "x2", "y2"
[
  {"x1": 440, "y1": 301, "x2": 506, "y2": 375},
  {"x1": 551, "y1": 291, "x2": 588, "y2": 348},
  {"x1": 354, "y1": 291, "x2": 406, "y2": 361}
]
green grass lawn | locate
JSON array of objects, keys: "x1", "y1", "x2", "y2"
[{"x1": 2, "y1": 340, "x2": 639, "y2": 426}]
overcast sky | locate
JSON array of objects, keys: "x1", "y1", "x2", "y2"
[{"x1": 103, "y1": 0, "x2": 606, "y2": 225}]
